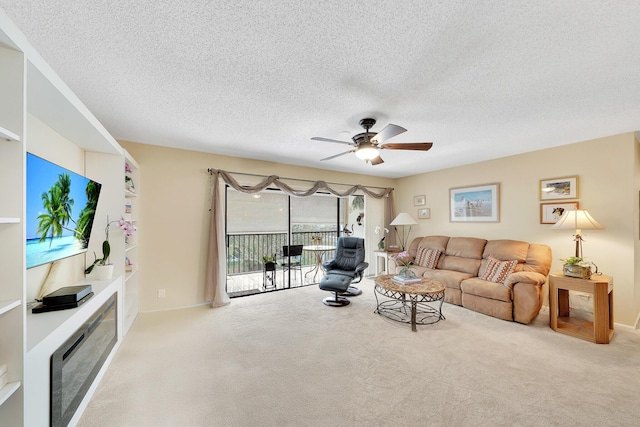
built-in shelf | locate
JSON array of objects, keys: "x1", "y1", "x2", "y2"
[
  {"x1": 125, "y1": 269, "x2": 138, "y2": 281},
  {"x1": 125, "y1": 244, "x2": 137, "y2": 252},
  {"x1": 0, "y1": 381, "x2": 21, "y2": 406},
  {"x1": 26, "y1": 278, "x2": 119, "y2": 352},
  {"x1": 124, "y1": 190, "x2": 137, "y2": 197},
  {"x1": 0, "y1": 217, "x2": 20, "y2": 224},
  {"x1": 0, "y1": 125, "x2": 20, "y2": 142},
  {"x1": 0, "y1": 299, "x2": 21, "y2": 316}
]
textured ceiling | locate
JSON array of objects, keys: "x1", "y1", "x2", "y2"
[{"x1": 2, "y1": 1, "x2": 640, "y2": 178}]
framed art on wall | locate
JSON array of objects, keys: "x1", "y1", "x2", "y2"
[
  {"x1": 449, "y1": 183, "x2": 499, "y2": 222},
  {"x1": 540, "y1": 176, "x2": 578, "y2": 200},
  {"x1": 418, "y1": 208, "x2": 430, "y2": 219},
  {"x1": 414, "y1": 195, "x2": 426, "y2": 206},
  {"x1": 540, "y1": 202, "x2": 579, "y2": 224}
]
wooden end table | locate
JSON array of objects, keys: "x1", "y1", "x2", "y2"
[
  {"x1": 374, "y1": 274, "x2": 446, "y2": 332},
  {"x1": 548, "y1": 272, "x2": 614, "y2": 344}
]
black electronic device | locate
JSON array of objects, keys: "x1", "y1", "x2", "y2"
[{"x1": 32, "y1": 285, "x2": 93, "y2": 314}]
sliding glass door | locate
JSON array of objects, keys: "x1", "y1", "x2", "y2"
[{"x1": 225, "y1": 188, "x2": 361, "y2": 296}]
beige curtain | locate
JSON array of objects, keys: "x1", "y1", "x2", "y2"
[
  {"x1": 205, "y1": 172, "x2": 230, "y2": 307},
  {"x1": 204, "y1": 169, "x2": 394, "y2": 306}
]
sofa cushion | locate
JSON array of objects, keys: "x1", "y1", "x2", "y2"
[
  {"x1": 438, "y1": 237, "x2": 487, "y2": 276},
  {"x1": 521, "y1": 243, "x2": 552, "y2": 275},
  {"x1": 439, "y1": 255, "x2": 482, "y2": 276},
  {"x1": 480, "y1": 256, "x2": 517, "y2": 283},
  {"x1": 423, "y1": 269, "x2": 474, "y2": 290},
  {"x1": 410, "y1": 236, "x2": 449, "y2": 256},
  {"x1": 460, "y1": 277, "x2": 512, "y2": 302},
  {"x1": 482, "y1": 239, "x2": 529, "y2": 263},
  {"x1": 415, "y1": 247, "x2": 441, "y2": 268}
]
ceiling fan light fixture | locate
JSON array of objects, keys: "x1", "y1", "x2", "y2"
[
  {"x1": 355, "y1": 146, "x2": 379, "y2": 160},
  {"x1": 355, "y1": 141, "x2": 379, "y2": 160}
]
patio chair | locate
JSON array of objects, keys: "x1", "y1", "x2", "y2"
[
  {"x1": 319, "y1": 237, "x2": 368, "y2": 306},
  {"x1": 281, "y1": 245, "x2": 303, "y2": 285}
]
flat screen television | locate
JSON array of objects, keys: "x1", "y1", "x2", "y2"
[{"x1": 26, "y1": 153, "x2": 102, "y2": 269}]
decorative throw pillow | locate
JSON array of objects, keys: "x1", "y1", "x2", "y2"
[
  {"x1": 480, "y1": 256, "x2": 517, "y2": 283},
  {"x1": 415, "y1": 246, "x2": 441, "y2": 269}
]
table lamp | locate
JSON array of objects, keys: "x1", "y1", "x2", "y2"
[
  {"x1": 390, "y1": 212, "x2": 418, "y2": 251},
  {"x1": 551, "y1": 209, "x2": 604, "y2": 258}
]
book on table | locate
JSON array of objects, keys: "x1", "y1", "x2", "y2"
[{"x1": 392, "y1": 275, "x2": 422, "y2": 285}]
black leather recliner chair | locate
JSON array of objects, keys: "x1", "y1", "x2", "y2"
[{"x1": 318, "y1": 237, "x2": 368, "y2": 306}]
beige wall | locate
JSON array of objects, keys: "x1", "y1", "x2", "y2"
[
  {"x1": 396, "y1": 132, "x2": 638, "y2": 326},
  {"x1": 119, "y1": 141, "x2": 395, "y2": 312},
  {"x1": 121, "y1": 133, "x2": 640, "y2": 327}
]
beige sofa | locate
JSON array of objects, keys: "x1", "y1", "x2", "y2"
[{"x1": 390, "y1": 236, "x2": 552, "y2": 324}]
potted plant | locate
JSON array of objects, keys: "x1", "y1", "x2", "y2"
[
  {"x1": 85, "y1": 216, "x2": 137, "y2": 280},
  {"x1": 85, "y1": 238, "x2": 113, "y2": 280},
  {"x1": 561, "y1": 256, "x2": 592, "y2": 279},
  {"x1": 262, "y1": 254, "x2": 277, "y2": 271},
  {"x1": 374, "y1": 225, "x2": 389, "y2": 250},
  {"x1": 396, "y1": 251, "x2": 416, "y2": 278}
]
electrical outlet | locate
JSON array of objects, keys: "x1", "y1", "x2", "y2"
[{"x1": 157, "y1": 289, "x2": 166, "y2": 298}]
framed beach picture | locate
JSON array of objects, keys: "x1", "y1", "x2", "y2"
[
  {"x1": 418, "y1": 208, "x2": 430, "y2": 219},
  {"x1": 450, "y1": 183, "x2": 500, "y2": 222},
  {"x1": 414, "y1": 195, "x2": 426, "y2": 206},
  {"x1": 540, "y1": 202, "x2": 579, "y2": 224},
  {"x1": 540, "y1": 176, "x2": 578, "y2": 200}
]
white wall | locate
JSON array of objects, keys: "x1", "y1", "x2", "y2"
[{"x1": 395, "y1": 132, "x2": 638, "y2": 326}]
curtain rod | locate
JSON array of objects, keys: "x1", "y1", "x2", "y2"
[{"x1": 207, "y1": 168, "x2": 393, "y2": 191}]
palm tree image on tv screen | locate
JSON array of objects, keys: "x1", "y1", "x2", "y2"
[{"x1": 26, "y1": 153, "x2": 102, "y2": 269}]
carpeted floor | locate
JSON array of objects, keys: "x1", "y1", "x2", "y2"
[{"x1": 79, "y1": 279, "x2": 640, "y2": 427}]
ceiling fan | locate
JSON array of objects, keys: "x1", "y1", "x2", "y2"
[{"x1": 312, "y1": 118, "x2": 433, "y2": 165}]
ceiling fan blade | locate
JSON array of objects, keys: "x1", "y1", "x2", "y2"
[
  {"x1": 371, "y1": 124, "x2": 407, "y2": 144},
  {"x1": 380, "y1": 142, "x2": 433, "y2": 151},
  {"x1": 311, "y1": 137, "x2": 353, "y2": 146},
  {"x1": 320, "y1": 150, "x2": 354, "y2": 161},
  {"x1": 370, "y1": 155, "x2": 384, "y2": 165}
]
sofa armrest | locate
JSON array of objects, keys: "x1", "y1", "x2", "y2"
[{"x1": 503, "y1": 271, "x2": 547, "y2": 289}]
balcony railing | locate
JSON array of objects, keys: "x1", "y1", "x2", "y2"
[{"x1": 226, "y1": 230, "x2": 338, "y2": 275}]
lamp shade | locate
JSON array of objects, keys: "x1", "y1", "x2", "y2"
[
  {"x1": 390, "y1": 212, "x2": 418, "y2": 226},
  {"x1": 551, "y1": 209, "x2": 604, "y2": 231}
]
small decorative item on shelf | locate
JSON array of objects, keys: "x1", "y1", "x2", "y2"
[
  {"x1": 125, "y1": 176, "x2": 135, "y2": 193},
  {"x1": 125, "y1": 256, "x2": 133, "y2": 273},
  {"x1": 125, "y1": 162, "x2": 133, "y2": 173},
  {"x1": 374, "y1": 225, "x2": 389, "y2": 250},
  {"x1": 561, "y1": 256, "x2": 593, "y2": 279}
]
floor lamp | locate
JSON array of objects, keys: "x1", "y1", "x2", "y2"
[
  {"x1": 551, "y1": 209, "x2": 604, "y2": 258},
  {"x1": 390, "y1": 212, "x2": 418, "y2": 251}
]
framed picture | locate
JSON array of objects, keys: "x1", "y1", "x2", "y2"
[
  {"x1": 418, "y1": 208, "x2": 430, "y2": 219},
  {"x1": 450, "y1": 183, "x2": 500, "y2": 222},
  {"x1": 540, "y1": 202, "x2": 579, "y2": 224},
  {"x1": 414, "y1": 195, "x2": 426, "y2": 206},
  {"x1": 540, "y1": 176, "x2": 578, "y2": 200}
]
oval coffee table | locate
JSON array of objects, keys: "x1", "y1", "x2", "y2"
[{"x1": 374, "y1": 274, "x2": 446, "y2": 332}]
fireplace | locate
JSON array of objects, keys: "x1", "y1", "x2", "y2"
[{"x1": 50, "y1": 294, "x2": 117, "y2": 427}]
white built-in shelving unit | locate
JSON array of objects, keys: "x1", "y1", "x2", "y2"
[
  {"x1": 123, "y1": 151, "x2": 140, "y2": 335},
  {"x1": 0, "y1": 8, "x2": 142, "y2": 426}
]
